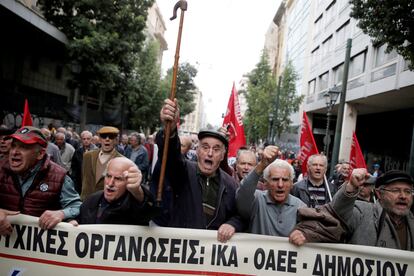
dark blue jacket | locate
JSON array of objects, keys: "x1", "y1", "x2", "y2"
[{"x1": 155, "y1": 130, "x2": 245, "y2": 231}]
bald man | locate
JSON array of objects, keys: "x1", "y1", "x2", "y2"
[{"x1": 73, "y1": 157, "x2": 159, "y2": 225}]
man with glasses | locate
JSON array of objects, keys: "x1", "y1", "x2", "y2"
[
  {"x1": 71, "y1": 157, "x2": 158, "y2": 225},
  {"x1": 290, "y1": 169, "x2": 414, "y2": 251},
  {"x1": 236, "y1": 149, "x2": 306, "y2": 236},
  {"x1": 80, "y1": 126, "x2": 123, "y2": 201},
  {"x1": 156, "y1": 98, "x2": 245, "y2": 242}
]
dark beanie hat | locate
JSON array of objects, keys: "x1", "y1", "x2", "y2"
[{"x1": 375, "y1": 170, "x2": 414, "y2": 188}]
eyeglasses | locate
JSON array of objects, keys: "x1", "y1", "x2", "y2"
[
  {"x1": 104, "y1": 173, "x2": 125, "y2": 183},
  {"x1": 199, "y1": 144, "x2": 224, "y2": 155},
  {"x1": 0, "y1": 136, "x2": 12, "y2": 142},
  {"x1": 99, "y1": 133, "x2": 117, "y2": 140},
  {"x1": 380, "y1": 188, "x2": 414, "y2": 197}
]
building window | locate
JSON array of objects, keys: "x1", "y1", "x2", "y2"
[
  {"x1": 349, "y1": 51, "x2": 366, "y2": 78},
  {"x1": 308, "y1": 79, "x2": 316, "y2": 95},
  {"x1": 335, "y1": 21, "x2": 350, "y2": 48},
  {"x1": 318, "y1": 72, "x2": 329, "y2": 91},
  {"x1": 311, "y1": 47, "x2": 320, "y2": 69},
  {"x1": 321, "y1": 36, "x2": 333, "y2": 60},
  {"x1": 374, "y1": 44, "x2": 398, "y2": 68},
  {"x1": 314, "y1": 15, "x2": 323, "y2": 37},
  {"x1": 325, "y1": 1, "x2": 336, "y2": 26},
  {"x1": 333, "y1": 63, "x2": 344, "y2": 85}
]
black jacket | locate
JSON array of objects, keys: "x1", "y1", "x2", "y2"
[
  {"x1": 155, "y1": 130, "x2": 245, "y2": 231},
  {"x1": 77, "y1": 186, "x2": 159, "y2": 225}
]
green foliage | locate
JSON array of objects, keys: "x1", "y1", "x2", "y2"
[
  {"x1": 39, "y1": 0, "x2": 155, "y2": 119},
  {"x1": 244, "y1": 51, "x2": 304, "y2": 143},
  {"x1": 350, "y1": 0, "x2": 414, "y2": 70},
  {"x1": 244, "y1": 50, "x2": 276, "y2": 142},
  {"x1": 161, "y1": 62, "x2": 198, "y2": 117},
  {"x1": 274, "y1": 61, "x2": 304, "y2": 138},
  {"x1": 127, "y1": 40, "x2": 163, "y2": 132}
]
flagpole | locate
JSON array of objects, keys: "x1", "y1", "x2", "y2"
[{"x1": 157, "y1": 0, "x2": 187, "y2": 205}]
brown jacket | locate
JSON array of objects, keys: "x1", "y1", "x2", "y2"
[
  {"x1": 293, "y1": 204, "x2": 348, "y2": 243},
  {"x1": 80, "y1": 149, "x2": 123, "y2": 201}
]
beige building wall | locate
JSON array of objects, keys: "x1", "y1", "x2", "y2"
[{"x1": 179, "y1": 90, "x2": 205, "y2": 134}]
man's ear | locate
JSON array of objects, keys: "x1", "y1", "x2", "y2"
[
  {"x1": 36, "y1": 147, "x2": 46, "y2": 160},
  {"x1": 374, "y1": 189, "x2": 382, "y2": 200}
]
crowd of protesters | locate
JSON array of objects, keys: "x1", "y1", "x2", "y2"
[{"x1": 0, "y1": 99, "x2": 413, "y2": 252}]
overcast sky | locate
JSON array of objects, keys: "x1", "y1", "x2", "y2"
[{"x1": 156, "y1": 0, "x2": 281, "y2": 127}]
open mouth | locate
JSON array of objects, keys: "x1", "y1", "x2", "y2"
[{"x1": 10, "y1": 157, "x2": 22, "y2": 167}]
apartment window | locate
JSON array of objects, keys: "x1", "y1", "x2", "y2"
[
  {"x1": 325, "y1": 1, "x2": 336, "y2": 26},
  {"x1": 311, "y1": 47, "x2": 320, "y2": 68},
  {"x1": 308, "y1": 79, "x2": 316, "y2": 95},
  {"x1": 314, "y1": 15, "x2": 323, "y2": 37},
  {"x1": 318, "y1": 72, "x2": 329, "y2": 91},
  {"x1": 335, "y1": 21, "x2": 350, "y2": 47},
  {"x1": 374, "y1": 44, "x2": 398, "y2": 68},
  {"x1": 334, "y1": 63, "x2": 344, "y2": 84},
  {"x1": 321, "y1": 36, "x2": 333, "y2": 60},
  {"x1": 349, "y1": 51, "x2": 366, "y2": 78}
]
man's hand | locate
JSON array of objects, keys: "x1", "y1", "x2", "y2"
[
  {"x1": 217, "y1": 223, "x2": 235, "y2": 243},
  {"x1": 289, "y1": 229, "x2": 307, "y2": 246},
  {"x1": 68, "y1": 220, "x2": 79, "y2": 226},
  {"x1": 38, "y1": 210, "x2": 65, "y2": 230},
  {"x1": 125, "y1": 165, "x2": 144, "y2": 202},
  {"x1": 346, "y1": 168, "x2": 369, "y2": 193},
  {"x1": 0, "y1": 209, "x2": 19, "y2": 236},
  {"x1": 160, "y1": 98, "x2": 180, "y2": 133},
  {"x1": 255, "y1": 145, "x2": 279, "y2": 174}
]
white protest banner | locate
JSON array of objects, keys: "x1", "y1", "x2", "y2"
[{"x1": 1, "y1": 214, "x2": 413, "y2": 275}]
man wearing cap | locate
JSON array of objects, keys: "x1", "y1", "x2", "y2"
[
  {"x1": 0, "y1": 126, "x2": 81, "y2": 236},
  {"x1": 0, "y1": 125, "x2": 14, "y2": 161},
  {"x1": 290, "y1": 168, "x2": 414, "y2": 250},
  {"x1": 80, "y1": 126, "x2": 123, "y2": 201},
  {"x1": 156, "y1": 99, "x2": 244, "y2": 242}
]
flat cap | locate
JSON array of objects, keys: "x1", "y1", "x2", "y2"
[
  {"x1": 97, "y1": 126, "x2": 119, "y2": 135},
  {"x1": 0, "y1": 126, "x2": 14, "y2": 136},
  {"x1": 198, "y1": 129, "x2": 228, "y2": 148},
  {"x1": 375, "y1": 170, "x2": 414, "y2": 188},
  {"x1": 364, "y1": 176, "x2": 376, "y2": 185},
  {"x1": 8, "y1": 126, "x2": 47, "y2": 147}
]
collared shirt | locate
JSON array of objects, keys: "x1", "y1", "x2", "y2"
[
  {"x1": 18, "y1": 162, "x2": 81, "y2": 219},
  {"x1": 237, "y1": 170, "x2": 306, "y2": 236},
  {"x1": 197, "y1": 167, "x2": 220, "y2": 224}
]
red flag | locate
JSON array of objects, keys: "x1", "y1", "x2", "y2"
[
  {"x1": 222, "y1": 83, "x2": 246, "y2": 157},
  {"x1": 349, "y1": 131, "x2": 367, "y2": 170},
  {"x1": 22, "y1": 99, "x2": 33, "y2": 127},
  {"x1": 297, "y1": 112, "x2": 319, "y2": 174}
]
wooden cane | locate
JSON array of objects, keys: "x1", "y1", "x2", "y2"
[{"x1": 157, "y1": 0, "x2": 188, "y2": 205}]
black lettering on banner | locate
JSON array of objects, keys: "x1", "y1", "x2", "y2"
[
  {"x1": 313, "y1": 254, "x2": 324, "y2": 276},
  {"x1": 13, "y1": 225, "x2": 26, "y2": 250},
  {"x1": 90, "y1": 234, "x2": 103, "y2": 258},
  {"x1": 103, "y1": 235, "x2": 115, "y2": 260},
  {"x1": 383, "y1": 261, "x2": 395, "y2": 276},
  {"x1": 75, "y1": 232, "x2": 89, "y2": 258},
  {"x1": 4, "y1": 231, "x2": 11, "y2": 247},
  {"x1": 33, "y1": 227, "x2": 45, "y2": 252},
  {"x1": 187, "y1": 240, "x2": 199, "y2": 264},
  {"x1": 396, "y1": 263, "x2": 408, "y2": 276},
  {"x1": 157, "y1": 238, "x2": 168, "y2": 263},
  {"x1": 26, "y1": 226, "x2": 32, "y2": 251},
  {"x1": 325, "y1": 254, "x2": 336, "y2": 276},
  {"x1": 181, "y1": 239, "x2": 187, "y2": 264},
  {"x1": 114, "y1": 236, "x2": 127, "y2": 261},
  {"x1": 277, "y1": 250, "x2": 286, "y2": 272},
  {"x1": 169, "y1": 239, "x2": 181, "y2": 263},
  {"x1": 141, "y1": 237, "x2": 156, "y2": 262},
  {"x1": 128, "y1": 236, "x2": 142, "y2": 261},
  {"x1": 338, "y1": 256, "x2": 351, "y2": 276},
  {"x1": 287, "y1": 251, "x2": 297, "y2": 273},
  {"x1": 265, "y1": 249, "x2": 276, "y2": 270},
  {"x1": 45, "y1": 229, "x2": 57, "y2": 254},
  {"x1": 364, "y1": 259, "x2": 374, "y2": 276},
  {"x1": 352, "y1": 257, "x2": 364, "y2": 276},
  {"x1": 254, "y1": 248, "x2": 265, "y2": 269},
  {"x1": 57, "y1": 231, "x2": 68, "y2": 256}
]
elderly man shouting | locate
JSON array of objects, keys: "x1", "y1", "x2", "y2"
[{"x1": 0, "y1": 127, "x2": 81, "y2": 235}]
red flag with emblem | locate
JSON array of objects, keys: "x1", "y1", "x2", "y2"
[
  {"x1": 297, "y1": 112, "x2": 319, "y2": 174},
  {"x1": 350, "y1": 131, "x2": 367, "y2": 170},
  {"x1": 222, "y1": 83, "x2": 246, "y2": 157},
  {"x1": 22, "y1": 99, "x2": 33, "y2": 127}
]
